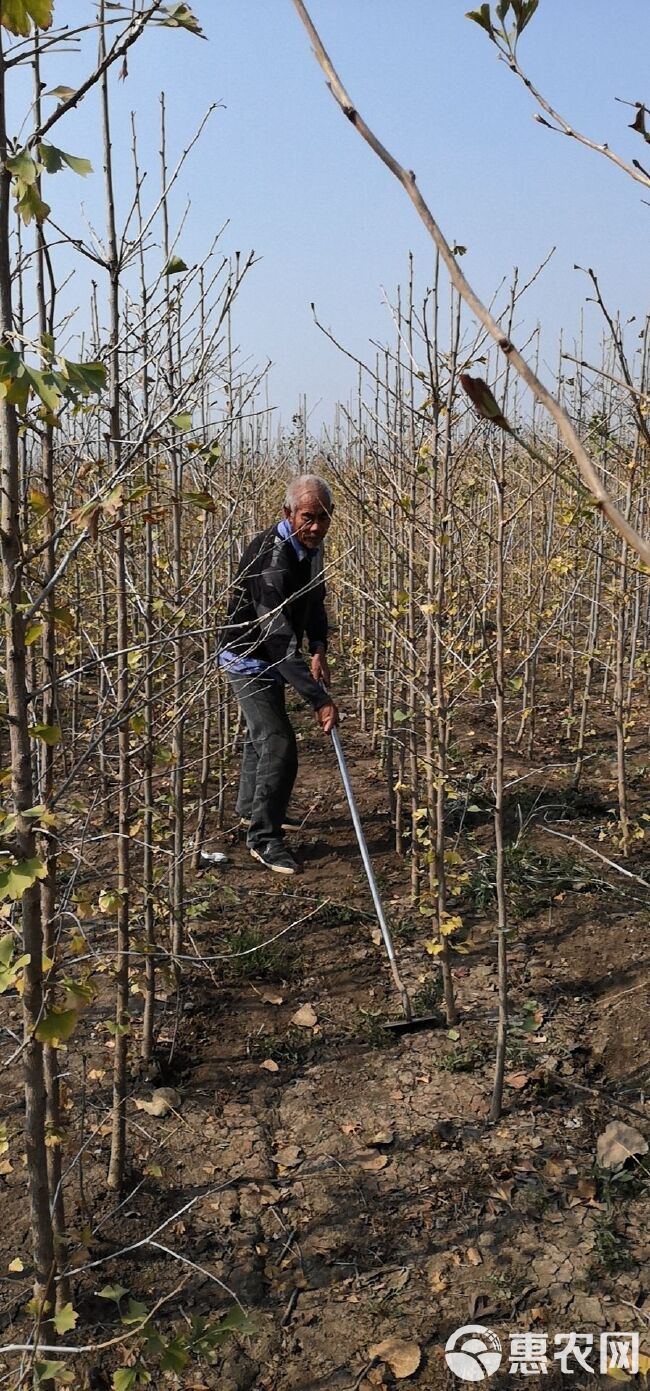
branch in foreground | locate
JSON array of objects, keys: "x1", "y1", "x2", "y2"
[{"x1": 290, "y1": 0, "x2": 650, "y2": 569}]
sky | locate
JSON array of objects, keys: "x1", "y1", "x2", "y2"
[{"x1": 8, "y1": 0, "x2": 650, "y2": 428}]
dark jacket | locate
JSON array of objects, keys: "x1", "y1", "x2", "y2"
[{"x1": 219, "y1": 524, "x2": 330, "y2": 709}]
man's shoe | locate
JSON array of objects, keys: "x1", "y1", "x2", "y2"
[
  {"x1": 250, "y1": 843, "x2": 302, "y2": 875},
  {"x1": 240, "y1": 815, "x2": 304, "y2": 833}
]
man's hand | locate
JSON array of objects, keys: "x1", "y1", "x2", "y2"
[
  {"x1": 315, "y1": 701, "x2": 338, "y2": 734},
  {"x1": 310, "y1": 649, "x2": 330, "y2": 687}
]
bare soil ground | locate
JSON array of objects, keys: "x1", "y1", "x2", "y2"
[{"x1": 1, "y1": 685, "x2": 649, "y2": 1389}]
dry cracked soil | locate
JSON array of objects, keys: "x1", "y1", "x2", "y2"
[{"x1": 1, "y1": 687, "x2": 649, "y2": 1390}]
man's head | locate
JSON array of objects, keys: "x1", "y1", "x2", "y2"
[{"x1": 284, "y1": 474, "x2": 333, "y2": 549}]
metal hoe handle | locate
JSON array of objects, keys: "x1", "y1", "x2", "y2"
[{"x1": 330, "y1": 723, "x2": 412, "y2": 1022}]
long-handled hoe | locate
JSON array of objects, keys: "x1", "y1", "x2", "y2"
[{"x1": 330, "y1": 723, "x2": 441, "y2": 1036}]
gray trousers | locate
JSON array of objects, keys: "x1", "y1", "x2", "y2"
[{"x1": 227, "y1": 671, "x2": 298, "y2": 848}]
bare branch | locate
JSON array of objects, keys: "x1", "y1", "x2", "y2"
[{"x1": 290, "y1": 0, "x2": 650, "y2": 568}]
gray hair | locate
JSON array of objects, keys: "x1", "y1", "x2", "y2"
[{"x1": 284, "y1": 473, "x2": 333, "y2": 512}]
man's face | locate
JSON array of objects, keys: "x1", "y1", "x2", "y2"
[{"x1": 284, "y1": 490, "x2": 333, "y2": 549}]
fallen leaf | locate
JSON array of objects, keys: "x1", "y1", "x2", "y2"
[
  {"x1": 576, "y1": 1178, "x2": 599, "y2": 1205},
  {"x1": 359, "y1": 1152, "x2": 389, "y2": 1172},
  {"x1": 597, "y1": 1120, "x2": 648, "y2": 1171},
  {"x1": 428, "y1": 1268, "x2": 449, "y2": 1293},
  {"x1": 260, "y1": 989, "x2": 283, "y2": 1006},
  {"x1": 258, "y1": 1183, "x2": 281, "y2": 1203},
  {"x1": 490, "y1": 1182, "x2": 514, "y2": 1203},
  {"x1": 544, "y1": 1158, "x2": 567, "y2": 1180},
  {"x1": 505, "y1": 1071, "x2": 531, "y2": 1090},
  {"x1": 134, "y1": 1086, "x2": 180, "y2": 1117},
  {"x1": 291, "y1": 1004, "x2": 318, "y2": 1028},
  {"x1": 466, "y1": 1246, "x2": 483, "y2": 1266},
  {"x1": 341, "y1": 1122, "x2": 358, "y2": 1135},
  {"x1": 368, "y1": 1128, "x2": 394, "y2": 1147},
  {"x1": 368, "y1": 1337, "x2": 421, "y2": 1379},
  {"x1": 272, "y1": 1145, "x2": 302, "y2": 1169},
  {"x1": 260, "y1": 1059, "x2": 279, "y2": 1073},
  {"x1": 370, "y1": 927, "x2": 382, "y2": 946}
]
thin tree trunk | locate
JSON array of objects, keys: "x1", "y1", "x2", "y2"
[
  {"x1": 0, "y1": 28, "x2": 55, "y2": 1314},
  {"x1": 102, "y1": 14, "x2": 131, "y2": 1191},
  {"x1": 33, "y1": 44, "x2": 69, "y2": 1301}
]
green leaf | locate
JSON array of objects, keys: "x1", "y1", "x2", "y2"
[
  {"x1": 14, "y1": 182, "x2": 50, "y2": 226},
  {"x1": 36, "y1": 142, "x2": 64, "y2": 174},
  {"x1": 53, "y1": 1303, "x2": 78, "y2": 1335},
  {"x1": 28, "y1": 723, "x2": 61, "y2": 746},
  {"x1": 24, "y1": 620, "x2": 43, "y2": 646},
  {"x1": 53, "y1": 605, "x2": 76, "y2": 631},
  {"x1": 35, "y1": 1363, "x2": 74, "y2": 1387},
  {"x1": 35, "y1": 1007, "x2": 79, "y2": 1047},
  {"x1": 0, "y1": 934, "x2": 14, "y2": 969},
  {"x1": 61, "y1": 359, "x2": 106, "y2": 395},
  {"x1": 61, "y1": 151, "x2": 93, "y2": 176},
  {"x1": 23, "y1": 365, "x2": 61, "y2": 413},
  {"x1": 170, "y1": 412, "x2": 192, "y2": 431},
  {"x1": 120, "y1": 1297, "x2": 149, "y2": 1326},
  {"x1": 5, "y1": 149, "x2": 38, "y2": 184},
  {"x1": 495, "y1": 0, "x2": 511, "y2": 18},
  {"x1": 0, "y1": 345, "x2": 23, "y2": 379},
  {"x1": 112, "y1": 1372, "x2": 138, "y2": 1391},
  {"x1": 46, "y1": 85, "x2": 76, "y2": 103},
  {"x1": 4, "y1": 367, "x2": 30, "y2": 413},
  {"x1": 465, "y1": 4, "x2": 494, "y2": 37},
  {"x1": 0, "y1": 950, "x2": 31, "y2": 991},
  {"x1": 160, "y1": 1337, "x2": 189, "y2": 1373},
  {"x1": 213, "y1": 1305, "x2": 256, "y2": 1338},
  {"x1": 0, "y1": 0, "x2": 54, "y2": 35},
  {"x1": 29, "y1": 487, "x2": 51, "y2": 516},
  {"x1": 164, "y1": 254, "x2": 189, "y2": 274},
  {"x1": 511, "y1": 0, "x2": 538, "y2": 33},
  {"x1": 160, "y1": 3, "x2": 205, "y2": 37},
  {"x1": 183, "y1": 490, "x2": 216, "y2": 512},
  {"x1": 0, "y1": 857, "x2": 47, "y2": 904},
  {"x1": 38, "y1": 143, "x2": 93, "y2": 178},
  {"x1": 98, "y1": 1282, "x2": 128, "y2": 1302}
]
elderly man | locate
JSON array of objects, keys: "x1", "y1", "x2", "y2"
[{"x1": 219, "y1": 475, "x2": 338, "y2": 875}]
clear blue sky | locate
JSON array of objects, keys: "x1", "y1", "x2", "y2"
[{"x1": 11, "y1": 1, "x2": 650, "y2": 427}]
